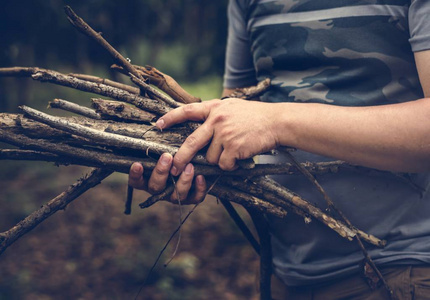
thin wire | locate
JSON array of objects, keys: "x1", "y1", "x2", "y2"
[
  {"x1": 134, "y1": 175, "x2": 221, "y2": 300},
  {"x1": 134, "y1": 203, "x2": 200, "y2": 300},
  {"x1": 163, "y1": 176, "x2": 183, "y2": 267}
]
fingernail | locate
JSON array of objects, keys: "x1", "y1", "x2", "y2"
[
  {"x1": 131, "y1": 163, "x2": 142, "y2": 174},
  {"x1": 171, "y1": 166, "x2": 178, "y2": 176},
  {"x1": 196, "y1": 175, "x2": 204, "y2": 185},
  {"x1": 184, "y1": 164, "x2": 193, "y2": 175},
  {"x1": 156, "y1": 118, "x2": 165, "y2": 129},
  {"x1": 160, "y1": 153, "x2": 171, "y2": 166}
]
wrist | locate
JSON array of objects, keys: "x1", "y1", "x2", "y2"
[{"x1": 271, "y1": 102, "x2": 301, "y2": 149}]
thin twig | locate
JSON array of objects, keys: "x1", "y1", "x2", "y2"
[
  {"x1": 135, "y1": 202, "x2": 201, "y2": 300},
  {"x1": 69, "y1": 73, "x2": 140, "y2": 94},
  {"x1": 49, "y1": 98, "x2": 102, "y2": 119},
  {"x1": 164, "y1": 176, "x2": 184, "y2": 267},
  {"x1": 64, "y1": 5, "x2": 143, "y2": 81},
  {"x1": 226, "y1": 78, "x2": 271, "y2": 100},
  {"x1": 251, "y1": 176, "x2": 386, "y2": 247},
  {"x1": 124, "y1": 185, "x2": 134, "y2": 215},
  {"x1": 220, "y1": 198, "x2": 260, "y2": 255},
  {"x1": 112, "y1": 64, "x2": 201, "y2": 104},
  {"x1": 129, "y1": 73, "x2": 181, "y2": 108},
  {"x1": 282, "y1": 151, "x2": 394, "y2": 298}
]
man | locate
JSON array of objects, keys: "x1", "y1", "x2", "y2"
[{"x1": 129, "y1": 1, "x2": 430, "y2": 298}]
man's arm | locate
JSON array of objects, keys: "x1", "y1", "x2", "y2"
[{"x1": 158, "y1": 50, "x2": 430, "y2": 174}]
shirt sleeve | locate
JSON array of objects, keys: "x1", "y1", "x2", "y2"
[
  {"x1": 409, "y1": 0, "x2": 430, "y2": 52},
  {"x1": 223, "y1": 0, "x2": 257, "y2": 89}
]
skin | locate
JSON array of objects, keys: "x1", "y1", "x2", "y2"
[{"x1": 129, "y1": 50, "x2": 430, "y2": 203}]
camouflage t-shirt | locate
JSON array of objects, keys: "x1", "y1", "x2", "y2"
[{"x1": 224, "y1": 0, "x2": 430, "y2": 287}]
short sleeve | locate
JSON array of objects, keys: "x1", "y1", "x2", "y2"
[
  {"x1": 409, "y1": 0, "x2": 430, "y2": 52},
  {"x1": 223, "y1": 0, "x2": 257, "y2": 89}
]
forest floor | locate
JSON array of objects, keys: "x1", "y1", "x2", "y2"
[{"x1": 0, "y1": 162, "x2": 259, "y2": 300}]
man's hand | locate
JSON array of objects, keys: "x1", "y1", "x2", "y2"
[
  {"x1": 156, "y1": 98, "x2": 280, "y2": 175},
  {"x1": 128, "y1": 153, "x2": 207, "y2": 204}
]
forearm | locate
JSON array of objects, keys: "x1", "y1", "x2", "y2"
[{"x1": 275, "y1": 98, "x2": 430, "y2": 172}]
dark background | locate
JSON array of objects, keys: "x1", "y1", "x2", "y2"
[{"x1": 0, "y1": 1, "x2": 259, "y2": 299}]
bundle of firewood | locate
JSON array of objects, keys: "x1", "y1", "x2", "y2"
[{"x1": 0, "y1": 6, "x2": 394, "y2": 299}]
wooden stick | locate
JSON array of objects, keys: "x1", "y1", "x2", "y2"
[
  {"x1": 252, "y1": 176, "x2": 386, "y2": 247},
  {"x1": 282, "y1": 151, "x2": 394, "y2": 297},
  {"x1": 226, "y1": 78, "x2": 271, "y2": 100},
  {"x1": 0, "y1": 129, "x2": 155, "y2": 174},
  {"x1": 64, "y1": 6, "x2": 143, "y2": 81},
  {"x1": 69, "y1": 73, "x2": 140, "y2": 94},
  {"x1": 112, "y1": 64, "x2": 201, "y2": 104},
  {"x1": 49, "y1": 98, "x2": 102, "y2": 119},
  {"x1": 210, "y1": 184, "x2": 288, "y2": 218},
  {"x1": 0, "y1": 67, "x2": 171, "y2": 115},
  {"x1": 91, "y1": 98, "x2": 157, "y2": 123},
  {"x1": 20, "y1": 105, "x2": 208, "y2": 165},
  {"x1": 129, "y1": 73, "x2": 181, "y2": 108},
  {"x1": 0, "y1": 168, "x2": 113, "y2": 255}
]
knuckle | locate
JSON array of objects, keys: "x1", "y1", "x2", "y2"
[
  {"x1": 173, "y1": 155, "x2": 186, "y2": 168},
  {"x1": 209, "y1": 99, "x2": 222, "y2": 108},
  {"x1": 181, "y1": 175, "x2": 193, "y2": 185},
  {"x1": 206, "y1": 156, "x2": 219, "y2": 165},
  {"x1": 147, "y1": 182, "x2": 162, "y2": 194},
  {"x1": 238, "y1": 149, "x2": 251, "y2": 160},
  {"x1": 219, "y1": 161, "x2": 236, "y2": 171},
  {"x1": 212, "y1": 113, "x2": 226, "y2": 124},
  {"x1": 219, "y1": 127, "x2": 233, "y2": 138},
  {"x1": 225, "y1": 140, "x2": 240, "y2": 153},
  {"x1": 128, "y1": 177, "x2": 145, "y2": 190},
  {"x1": 153, "y1": 165, "x2": 168, "y2": 176},
  {"x1": 183, "y1": 103, "x2": 196, "y2": 116},
  {"x1": 185, "y1": 135, "x2": 199, "y2": 149},
  {"x1": 171, "y1": 191, "x2": 188, "y2": 202}
]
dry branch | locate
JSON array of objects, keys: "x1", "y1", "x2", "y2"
[
  {"x1": 69, "y1": 73, "x2": 140, "y2": 94},
  {"x1": 129, "y1": 73, "x2": 182, "y2": 108},
  {"x1": 227, "y1": 78, "x2": 271, "y2": 100},
  {"x1": 49, "y1": 98, "x2": 102, "y2": 119},
  {"x1": 0, "y1": 168, "x2": 113, "y2": 255},
  {"x1": 0, "y1": 67, "x2": 170, "y2": 115},
  {"x1": 91, "y1": 98, "x2": 157, "y2": 123},
  {"x1": 112, "y1": 64, "x2": 201, "y2": 104},
  {"x1": 64, "y1": 6, "x2": 142, "y2": 81},
  {"x1": 20, "y1": 105, "x2": 209, "y2": 165}
]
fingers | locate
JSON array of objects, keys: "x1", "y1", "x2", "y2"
[
  {"x1": 191, "y1": 175, "x2": 207, "y2": 203},
  {"x1": 171, "y1": 123, "x2": 214, "y2": 176},
  {"x1": 170, "y1": 163, "x2": 194, "y2": 202},
  {"x1": 128, "y1": 162, "x2": 145, "y2": 189},
  {"x1": 128, "y1": 153, "x2": 173, "y2": 191},
  {"x1": 147, "y1": 153, "x2": 173, "y2": 193},
  {"x1": 170, "y1": 165, "x2": 207, "y2": 204},
  {"x1": 205, "y1": 134, "x2": 223, "y2": 165},
  {"x1": 156, "y1": 102, "x2": 214, "y2": 130},
  {"x1": 219, "y1": 149, "x2": 239, "y2": 171}
]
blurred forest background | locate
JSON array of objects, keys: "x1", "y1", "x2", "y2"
[{"x1": 0, "y1": 1, "x2": 259, "y2": 299}]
